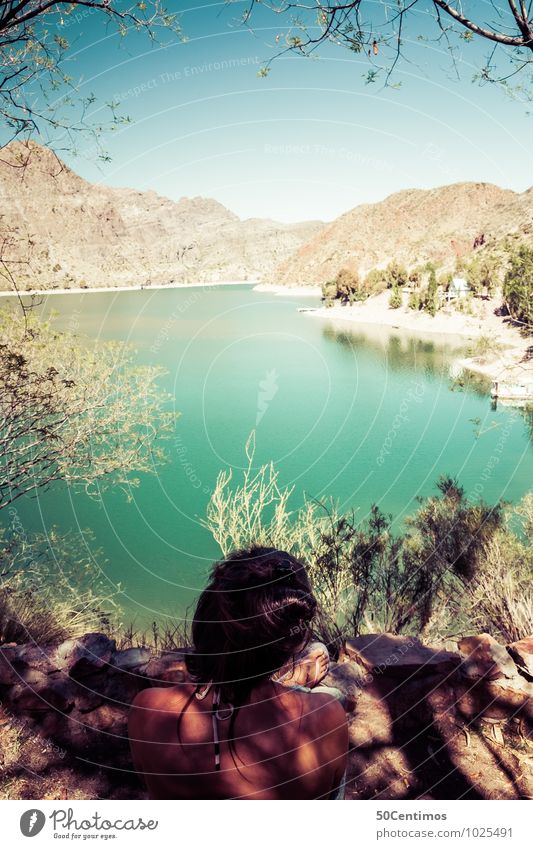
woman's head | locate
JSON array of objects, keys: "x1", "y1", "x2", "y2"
[{"x1": 186, "y1": 547, "x2": 317, "y2": 703}]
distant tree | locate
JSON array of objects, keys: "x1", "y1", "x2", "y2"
[
  {"x1": 322, "y1": 267, "x2": 362, "y2": 304},
  {"x1": 466, "y1": 254, "x2": 502, "y2": 297},
  {"x1": 0, "y1": 2, "x2": 183, "y2": 154},
  {"x1": 246, "y1": 1, "x2": 533, "y2": 93},
  {"x1": 364, "y1": 267, "x2": 388, "y2": 295},
  {"x1": 424, "y1": 266, "x2": 438, "y2": 316},
  {"x1": 0, "y1": 307, "x2": 175, "y2": 510},
  {"x1": 335, "y1": 267, "x2": 361, "y2": 302},
  {"x1": 503, "y1": 244, "x2": 533, "y2": 331},
  {"x1": 384, "y1": 260, "x2": 408, "y2": 289}
]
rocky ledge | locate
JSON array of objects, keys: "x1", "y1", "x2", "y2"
[{"x1": 0, "y1": 632, "x2": 531, "y2": 799}]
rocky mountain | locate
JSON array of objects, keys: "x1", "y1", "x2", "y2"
[
  {"x1": 273, "y1": 182, "x2": 533, "y2": 285},
  {"x1": 2, "y1": 142, "x2": 531, "y2": 292},
  {"x1": 0, "y1": 141, "x2": 323, "y2": 291}
]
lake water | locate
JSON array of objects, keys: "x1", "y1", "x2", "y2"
[{"x1": 12, "y1": 285, "x2": 533, "y2": 625}]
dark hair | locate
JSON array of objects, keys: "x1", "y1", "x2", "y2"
[{"x1": 186, "y1": 546, "x2": 317, "y2": 704}]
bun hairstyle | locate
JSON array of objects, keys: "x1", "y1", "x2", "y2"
[{"x1": 186, "y1": 546, "x2": 317, "y2": 704}]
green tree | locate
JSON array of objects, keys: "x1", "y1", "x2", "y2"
[
  {"x1": 0, "y1": 307, "x2": 175, "y2": 509},
  {"x1": 424, "y1": 266, "x2": 438, "y2": 316},
  {"x1": 364, "y1": 267, "x2": 388, "y2": 295},
  {"x1": 384, "y1": 260, "x2": 408, "y2": 289},
  {"x1": 503, "y1": 244, "x2": 533, "y2": 330},
  {"x1": 466, "y1": 254, "x2": 501, "y2": 297}
]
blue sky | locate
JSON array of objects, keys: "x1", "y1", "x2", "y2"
[{"x1": 34, "y1": 1, "x2": 533, "y2": 221}]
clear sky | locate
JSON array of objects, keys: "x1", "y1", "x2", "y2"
[{"x1": 34, "y1": 1, "x2": 533, "y2": 222}]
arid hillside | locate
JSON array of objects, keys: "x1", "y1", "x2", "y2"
[
  {"x1": 2, "y1": 142, "x2": 531, "y2": 291},
  {"x1": 273, "y1": 182, "x2": 533, "y2": 285},
  {"x1": 0, "y1": 141, "x2": 323, "y2": 291}
]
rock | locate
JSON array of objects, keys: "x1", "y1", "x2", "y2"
[
  {"x1": 458, "y1": 634, "x2": 519, "y2": 681},
  {"x1": 7, "y1": 677, "x2": 75, "y2": 713},
  {"x1": 85, "y1": 704, "x2": 128, "y2": 737},
  {"x1": 52, "y1": 633, "x2": 115, "y2": 680},
  {"x1": 507, "y1": 637, "x2": 533, "y2": 679},
  {"x1": 110, "y1": 647, "x2": 152, "y2": 672},
  {"x1": 144, "y1": 651, "x2": 188, "y2": 684},
  {"x1": 456, "y1": 675, "x2": 533, "y2": 721},
  {"x1": 344, "y1": 634, "x2": 461, "y2": 679},
  {"x1": 0, "y1": 643, "x2": 58, "y2": 683}
]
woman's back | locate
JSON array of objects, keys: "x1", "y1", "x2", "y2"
[{"x1": 129, "y1": 679, "x2": 348, "y2": 800}]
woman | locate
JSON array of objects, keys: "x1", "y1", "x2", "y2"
[{"x1": 128, "y1": 546, "x2": 348, "y2": 799}]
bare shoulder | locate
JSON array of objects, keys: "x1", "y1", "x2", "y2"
[
  {"x1": 277, "y1": 685, "x2": 347, "y2": 730},
  {"x1": 129, "y1": 684, "x2": 194, "y2": 728},
  {"x1": 305, "y1": 691, "x2": 347, "y2": 727}
]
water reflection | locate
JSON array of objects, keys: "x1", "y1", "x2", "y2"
[{"x1": 322, "y1": 322, "x2": 465, "y2": 380}]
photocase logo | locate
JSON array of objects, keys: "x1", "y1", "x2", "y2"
[
  {"x1": 20, "y1": 809, "x2": 46, "y2": 837},
  {"x1": 256, "y1": 369, "x2": 279, "y2": 425}
]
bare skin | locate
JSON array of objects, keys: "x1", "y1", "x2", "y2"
[{"x1": 128, "y1": 678, "x2": 348, "y2": 800}]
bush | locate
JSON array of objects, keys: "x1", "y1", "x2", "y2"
[
  {"x1": 408, "y1": 290, "x2": 422, "y2": 311},
  {"x1": 466, "y1": 335, "x2": 504, "y2": 358},
  {"x1": 389, "y1": 285, "x2": 402, "y2": 309},
  {"x1": 0, "y1": 528, "x2": 120, "y2": 644},
  {"x1": 0, "y1": 307, "x2": 175, "y2": 509}
]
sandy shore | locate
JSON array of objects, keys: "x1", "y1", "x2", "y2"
[
  {"x1": 0, "y1": 279, "x2": 257, "y2": 298},
  {"x1": 309, "y1": 291, "x2": 532, "y2": 387},
  {"x1": 253, "y1": 283, "x2": 322, "y2": 297}
]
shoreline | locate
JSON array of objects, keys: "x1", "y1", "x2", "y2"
[
  {"x1": 0, "y1": 279, "x2": 258, "y2": 298},
  {"x1": 253, "y1": 283, "x2": 322, "y2": 297},
  {"x1": 309, "y1": 291, "x2": 532, "y2": 388}
]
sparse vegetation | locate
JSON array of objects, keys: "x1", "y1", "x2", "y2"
[
  {"x1": 0, "y1": 307, "x2": 175, "y2": 510},
  {"x1": 203, "y1": 443, "x2": 533, "y2": 645},
  {"x1": 466, "y1": 335, "x2": 504, "y2": 358},
  {"x1": 0, "y1": 528, "x2": 120, "y2": 645}
]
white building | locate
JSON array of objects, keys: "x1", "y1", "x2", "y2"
[{"x1": 448, "y1": 277, "x2": 470, "y2": 300}]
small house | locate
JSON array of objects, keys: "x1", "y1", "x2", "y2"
[{"x1": 447, "y1": 277, "x2": 470, "y2": 300}]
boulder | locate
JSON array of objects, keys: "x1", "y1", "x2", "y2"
[
  {"x1": 110, "y1": 647, "x2": 152, "y2": 672},
  {"x1": 52, "y1": 633, "x2": 116, "y2": 680},
  {"x1": 344, "y1": 634, "x2": 461, "y2": 679},
  {"x1": 507, "y1": 637, "x2": 533, "y2": 679},
  {"x1": 458, "y1": 634, "x2": 519, "y2": 681},
  {"x1": 7, "y1": 677, "x2": 75, "y2": 714},
  {"x1": 455, "y1": 675, "x2": 533, "y2": 721},
  {"x1": 143, "y1": 651, "x2": 189, "y2": 684}
]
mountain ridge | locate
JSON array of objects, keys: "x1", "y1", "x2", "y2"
[
  {"x1": 1, "y1": 141, "x2": 531, "y2": 291},
  {"x1": 0, "y1": 141, "x2": 322, "y2": 290},
  {"x1": 272, "y1": 180, "x2": 533, "y2": 284}
]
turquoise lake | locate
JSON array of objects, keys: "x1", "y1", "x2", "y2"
[{"x1": 12, "y1": 285, "x2": 533, "y2": 625}]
